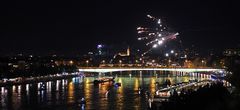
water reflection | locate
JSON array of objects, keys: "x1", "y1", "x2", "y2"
[
  {"x1": 68, "y1": 81, "x2": 74, "y2": 103},
  {"x1": 0, "y1": 71, "x2": 209, "y2": 110}
]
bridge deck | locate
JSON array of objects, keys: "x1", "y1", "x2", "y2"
[{"x1": 78, "y1": 67, "x2": 224, "y2": 73}]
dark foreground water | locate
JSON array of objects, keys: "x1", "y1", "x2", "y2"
[{"x1": 0, "y1": 71, "x2": 208, "y2": 110}]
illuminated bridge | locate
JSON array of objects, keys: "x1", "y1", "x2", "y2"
[{"x1": 78, "y1": 67, "x2": 225, "y2": 73}]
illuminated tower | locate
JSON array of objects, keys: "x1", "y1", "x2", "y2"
[
  {"x1": 127, "y1": 46, "x2": 130, "y2": 56},
  {"x1": 118, "y1": 46, "x2": 131, "y2": 57}
]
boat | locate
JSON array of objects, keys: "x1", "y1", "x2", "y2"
[
  {"x1": 93, "y1": 77, "x2": 115, "y2": 85},
  {"x1": 114, "y1": 82, "x2": 121, "y2": 87}
]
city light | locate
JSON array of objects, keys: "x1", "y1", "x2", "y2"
[
  {"x1": 157, "y1": 19, "x2": 161, "y2": 24},
  {"x1": 158, "y1": 40, "x2": 163, "y2": 45},
  {"x1": 98, "y1": 44, "x2": 103, "y2": 48},
  {"x1": 153, "y1": 44, "x2": 158, "y2": 48},
  {"x1": 86, "y1": 60, "x2": 89, "y2": 67},
  {"x1": 158, "y1": 34, "x2": 162, "y2": 37},
  {"x1": 165, "y1": 53, "x2": 169, "y2": 57},
  {"x1": 1, "y1": 1, "x2": 235, "y2": 110},
  {"x1": 135, "y1": 60, "x2": 139, "y2": 63}
]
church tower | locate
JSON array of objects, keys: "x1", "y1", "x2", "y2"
[{"x1": 127, "y1": 46, "x2": 130, "y2": 56}]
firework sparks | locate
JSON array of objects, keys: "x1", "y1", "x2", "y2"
[{"x1": 137, "y1": 15, "x2": 179, "y2": 56}]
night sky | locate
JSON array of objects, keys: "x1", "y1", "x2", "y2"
[{"x1": 0, "y1": 0, "x2": 239, "y2": 55}]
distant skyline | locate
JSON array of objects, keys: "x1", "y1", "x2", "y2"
[{"x1": 1, "y1": 0, "x2": 239, "y2": 55}]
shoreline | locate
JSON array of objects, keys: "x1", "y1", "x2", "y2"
[{"x1": 0, "y1": 73, "x2": 84, "y2": 87}]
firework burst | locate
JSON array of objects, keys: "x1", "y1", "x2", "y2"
[{"x1": 137, "y1": 15, "x2": 179, "y2": 56}]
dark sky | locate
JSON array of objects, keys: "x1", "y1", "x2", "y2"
[{"x1": 0, "y1": 0, "x2": 239, "y2": 55}]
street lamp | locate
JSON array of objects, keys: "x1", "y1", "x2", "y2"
[
  {"x1": 201, "y1": 60, "x2": 205, "y2": 67},
  {"x1": 165, "y1": 53, "x2": 170, "y2": 67},
  {"x1": 135, "y1": 60, "x2": 139, "y2": 67},
  {"x1": 152, "y1": 44, "x2": 158, "y2": 48},
  {"x1": 102, "y1": 60, "x2": 105, "y2": 64},
  {"x1": 152, "y1": 60, "x2": 155, "y2": 63},
  {"x1": 69, "y1": 60, "x2": 73, "y2": 65},
  {"x1": 119, "y1": 60, "x2": 122, "y2": 67},
  {"x1": 165, "y1": 53, "x2": 169, "y2": 57},
  {"x1": 184, "y1": 54, "x2": 187, "y2": 58},
  {"x1": 86, "y1": 60, "x2": 89, "y2": 67},
  {"x1": 135, "y1": 60, "x2": 138, "y2": 64},
  {"x1": 152, "y1": 60, "x2": 155, "y2": 67}
]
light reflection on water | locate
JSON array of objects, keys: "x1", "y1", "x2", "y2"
[{"x1": 0, "y1": 71, "x2": 209, "y2": 110}]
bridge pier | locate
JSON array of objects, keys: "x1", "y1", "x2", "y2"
[
  {"x1": 172, "y1": 70, "x2": 176, "y2": 77},
  {"x1": 153, "y1": 70, "x2": 157, "y2": 78},
  {"x1": 120, "y1": 71, "x2": 122, "y2": 77},
  {"x1": 183, "y1": 71, "x2": 186, "y2": 76},
  {"x1": 189, "y1": 72, "x2": 192, "y2": 77},
  {"x1": 110, "y1": 72, "x2": 112, "y2": 76},
  {"x1": 129, "y1": 73, "x2": 132, "y2": 78},
  {"x1": 193, "y1": 72, "x2": 196, "y2": 77},
  {"x1": 179, "y1": 71, "x2": 182, "y2": 76},
  {"x1": 163, "y1": 70, "x2": 167, "y2": 76},
  {"x1": 140, "y1": 71, "x2": 142, "y2": 78},
  {"x1": 98, "y1": 72, "x2": 104, "y2": 78},
  {"x1": 139, "y1": 71, "x2": 145, "y2": 88},
  {"x1": 178, "y1": 71, "x2": 181, "y2": 76}
]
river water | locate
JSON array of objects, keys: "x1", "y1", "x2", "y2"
[{"x1": 0, "y1": 71, "x2": 209, "y2": 110}]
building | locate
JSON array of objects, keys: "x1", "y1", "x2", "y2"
[
  {"x1": 223, "y1": 49, "x2": 240, "y2": 56},
  {"x1": 118, "y1": 46, "x2": 130, "y2": 57}
]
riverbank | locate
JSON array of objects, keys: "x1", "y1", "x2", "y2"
[
  {"x1": 150, "y1": 81, "x2": 238, "y2": 110},
  {"x1": 0, "y1": 73, "x2": 84, "y2": 87}
]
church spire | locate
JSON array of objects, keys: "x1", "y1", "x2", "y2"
[{"x1": 127, "y1": 46, "x2": 130, "y2": 56}]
